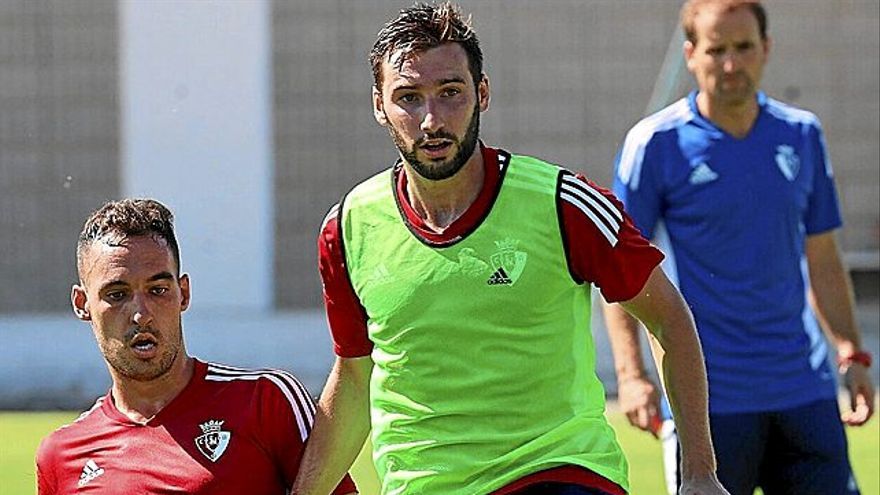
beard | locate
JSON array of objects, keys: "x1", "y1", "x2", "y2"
[
  {"x1": 387, "y1": 103, "x2": 481, "y2": 181},
  {"x1": 102, "y1": 323, "x2": 183, "y2": 382}
]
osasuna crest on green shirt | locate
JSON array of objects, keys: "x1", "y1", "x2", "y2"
[
  {"x1": 487, "y1": 238, "x2": 527, "y2": 286},
  {"x1": 341, "y1": 150, "x2": 628, "y2": 495}
]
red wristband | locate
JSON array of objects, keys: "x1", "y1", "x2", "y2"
[{"x1": 838, "y1": 351, "x2": 873, "y2": 370}]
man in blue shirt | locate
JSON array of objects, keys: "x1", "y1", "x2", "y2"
[{"x1": 603, "y1": 1, "x2": 875, "y2": 494}]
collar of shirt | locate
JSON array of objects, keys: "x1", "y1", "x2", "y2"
[{"x1": 394, "y1": 143, "x2": 501, "y2": 244}]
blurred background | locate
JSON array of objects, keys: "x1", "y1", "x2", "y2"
[{"x1": 0, "y1": 0, "x2": 877, "y2": 410}]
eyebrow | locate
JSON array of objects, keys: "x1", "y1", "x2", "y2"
[
  {"x1": 438, "y1": 77, "x2": 467, "y2": 85},
  {"x1": 149, "y1": 272, "x2": 176, "y2": 282},
  {"x1": 98, "y1": 272, "x2": 176, "y2": 293},
  {"x1": 391, "y1": 76, "x2": 468, "y2": 93}
]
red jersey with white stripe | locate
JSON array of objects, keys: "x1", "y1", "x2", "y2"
[
  {"x1": 318, "y1": 145, "x2": 662, "y2": 494},
  {"x1": 36, "y1": 359, "x2": 356, "y2": 495}
]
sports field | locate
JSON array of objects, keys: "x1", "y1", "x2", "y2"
[{"x1": 1, "y1": 410, "x2": 876, "y2": 494}]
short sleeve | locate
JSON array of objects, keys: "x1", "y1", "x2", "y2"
[
  {"x1": 318, "y1": 204, "x2": 373, "y2": 357},
  {"x1": 559, "y1": 172, "x2": 664, "y2": 303},
  {"x1": 258, "y1": 371, "x2": 358, "y2": 493},
  {"x1": 35, "y1": 436, "x2": 57, "y2": 495},
  {"x1": 803, "y1": 122, "x2": 843, "y2": 235},
  {"x1": 612, "y1": 132, "x2": 664, "y2": 239}
]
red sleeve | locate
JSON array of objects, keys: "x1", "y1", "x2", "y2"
[
  {"x1": 318, "y1": 205, "x2": 373, "y2": 357},
  {"x1": 35, "y1": 437, "x2": 57, "y2": 495},
  {"x1": 559, "y1": 173, "x2": 664, "y2": 303},
  {"x1": 259, "y1": 371, "x2": 358, "y2": 494}
]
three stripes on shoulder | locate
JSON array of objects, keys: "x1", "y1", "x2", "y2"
[{"x1": 559, "y1": 173, "x2": 623, "y2": 247}]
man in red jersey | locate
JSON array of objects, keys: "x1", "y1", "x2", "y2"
[{"x1": 36, "y1": 198, "x2": 356, "y2": 495}]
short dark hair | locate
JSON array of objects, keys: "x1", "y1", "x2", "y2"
[
  {"x1": 77, "y1": 198, "x2": 181, "y2": 276},
  {"x1": 370, "y1": 2, "x2": 483, "y2": 91},
  {"x1": 680, "y1": 0, "x2": 768, "y2": 44}
]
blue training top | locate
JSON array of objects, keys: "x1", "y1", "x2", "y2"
[{"x1": 613, "y1": 91, "x2": 842, "y2": 414}]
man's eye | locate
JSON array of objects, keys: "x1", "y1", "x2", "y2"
[
  {"x1": 398, "y1": 93, "x2": 419, "y2": 104},
  {"x1": 106, "y1": 291, "x2": 126, "y2": 302},
  {"x1": 151, "y1": 287, "x2": 169, "y2": 296},
  {"x1": 440, "y1": 87, "x2": 460, "y2": 97},
  {"x1": 736, "y1": 42, "x2": 754, "y2": 53}
]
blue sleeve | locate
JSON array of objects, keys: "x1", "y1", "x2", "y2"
[
  {"x1": 804, "y1": 122, "x2": 843, "y2": 235},
  {"x1": 612, "y1": 132, "x2": 663, "y2": 239}
]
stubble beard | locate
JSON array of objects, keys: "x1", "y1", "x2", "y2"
[
  {"x1": 388, "y1": 103, "x2": 481, "y2": 181},
  {"x1": 102, "y1": 322, "x2": 183, "y2": 382}
]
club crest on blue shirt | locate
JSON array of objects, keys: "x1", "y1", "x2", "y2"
[
  {"x1": 195, "y1": 419, "x2": 231, "y2": 462},
  {"x1": 775, "y1": 145, "x2": 801, "y2": 181}
]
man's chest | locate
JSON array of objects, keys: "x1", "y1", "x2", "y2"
[
  {"x1": 662, "y1": 135, "x2": 814, "y2": 228},
  {"x1": 55, "y1": 414, "x2": 282, "y2": 494}
]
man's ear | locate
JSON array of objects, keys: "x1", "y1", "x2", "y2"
[
  {"x1": 478, "y1": 73, "x2": 490, "y2": 112},
  {"x1": 683, "y1": 40, "x2": 696, "y2": 72},
  {"x1": 71, "y1": 285, "x2": 91, "y2": 321},
  {"x1": 178, "y1": 273, "x2": 191, "y2": 312},
  {"x1": 373, "y1": 86, "x2": 388, "y2": 126}
]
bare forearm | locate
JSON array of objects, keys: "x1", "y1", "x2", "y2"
[
  {"x1": 809, "y1": 262, "x2": 861, "y2": 352},
  {"x1": 806, "y1": 233, "x2": 875, "y2": 425},
  {"x1": 293, "y1": 357, "x2": 372, "y2": 495},
  {"x1": 603, "y1": 300, "x2": 665, "y2": 434},
  {"x1": 654, "y1": 309, "x2": 715, "y2": 477},
  {"x1": 603, "y1": 302, "x2": 650, "y2": 381},
  {"x1": 621, "y1": 268, "x2": 717, "y2": 478}
]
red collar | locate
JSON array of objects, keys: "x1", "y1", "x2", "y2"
[{"x1": 394, "y1": 145, "x2": 501, "y2": 244}]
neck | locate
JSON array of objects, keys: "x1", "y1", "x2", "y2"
[
  {"x1": 404, "y1": 147, "x2": 485, "y2": 231},
  {"x1": 110, "y1": 355, "x2": 194, "y2": 424},
  {"x1": 696, "y1": 91, "x2": 760, "y2": 138}
]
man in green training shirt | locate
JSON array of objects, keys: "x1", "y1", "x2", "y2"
[{"x1": 293, "y1": 3, "x2": 729, "y2": 494}]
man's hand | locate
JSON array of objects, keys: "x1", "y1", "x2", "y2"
[
  {"x1": 679, "y1": 475, "x2": 731, "y2": 495},
  {"x1": 618, "y1": 375, "x2": 662, "y2": 437},
  {"x1": 841, "y1": 363, "x2": 875, "y2": 426}
]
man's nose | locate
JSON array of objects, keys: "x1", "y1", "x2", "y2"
[
  {"x1": 131, "y1": 295, "x2": 153, "y2": 328},
  {"x1": 721, "y1": 53, "x2": 739, "y2": 72},
  {"x1": 420, "y1": 99, "x2": 443, "y2": 134}
]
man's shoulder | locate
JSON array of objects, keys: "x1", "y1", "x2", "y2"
[
  {"x1": 504, "y1": 150, "x2": 563, "y2": 174},
  {"x1": 615, "y1": 99, "x2": 695, "y2": 183},
  {"x1": 201, "y1": 361, "x2": 311, "y2": 403},
  {"x1": 201, "y1": 361, "x2": 316, "y2": 441},
  {"x1": 762, "y1": 95, "x2": 823, "y2": 130},
  {"x1": 203, "y1": 360, "x2": 298, "y2": 382},
  {"x1": 625, "y1": 97, "x2": 695, "y2": 145},
  {"x1": 36, "y1": 397, "x2": 108, "y2": 464},
  {"x1": 339, "y1": 166, "x2": 396, "y2": 213},
  {"x1": 348, "y1": 166, "x2": 395, "y2": 195}
]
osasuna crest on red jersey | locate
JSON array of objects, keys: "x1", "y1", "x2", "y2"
[{"x1": 195, "y1": 419, "x2": 231, "y2": 462}]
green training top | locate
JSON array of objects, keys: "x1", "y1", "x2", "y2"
[{"x1": 341, "y1": 151, "x2": 628, "y2": 494}]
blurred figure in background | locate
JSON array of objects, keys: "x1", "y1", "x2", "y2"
[
  {"x1": 293, "y1": 2, "x2": 727, "y2": 494},
  {"x1": 603, "y1": 1, "x2": 874, "y2": 494},
  {"x1": 36, "y1": 198, "x2": 356, "y2": 495}
]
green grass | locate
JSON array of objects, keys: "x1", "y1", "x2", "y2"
[
  {"x1": 2, "y1": 411, "x2": 877, "y2": 494},
  {"x1": 0, "y1": 411, "x2": 78, "y2": 494}
]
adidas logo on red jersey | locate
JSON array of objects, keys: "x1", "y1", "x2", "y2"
[{"x1": 78, "y1": 459, "x2": 105, "y2": 487}]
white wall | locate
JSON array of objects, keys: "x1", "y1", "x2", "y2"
[{"x1": 119, "y1": 0, "x2": 273, "y2": 311}]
